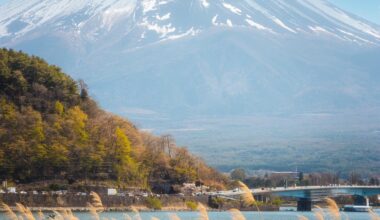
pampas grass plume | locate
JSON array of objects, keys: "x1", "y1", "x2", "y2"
[{"x1": 229, "y1": 208, "x2": 246, "y2": 220}]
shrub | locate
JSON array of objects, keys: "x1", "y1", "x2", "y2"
[
  {"x1": 271, "y1": 197, "x2": 283, "y2": 206},
  {"x1": 208, "y1": 196, "x2": 224, "y2": 209},
  {"x1": 146, "y1": 197, "x2": 162, "y2": 210},
  {"x1": 49, "y1": 183, "x2": 67, "y2": 191},
  {"x1": 253, "y1": 201, "x2": 264, "y2": 206},
  {"x1": 186, "y1": 201, "x2": 198, "y2": 211}
]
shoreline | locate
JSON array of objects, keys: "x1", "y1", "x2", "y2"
[
  {"x1": 1, "y1": 206, "x2": 379, "y2": 213},
  {"x1": 0, "y1": 207, "x2": 189, "y2": 212},
  {"x1": 0, "y1": 206, "x2": 278, "y2": 212}
]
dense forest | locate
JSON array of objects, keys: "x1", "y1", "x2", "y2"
[{"x1": 0, "y1": 48, "x2": 226, "y2": 190}]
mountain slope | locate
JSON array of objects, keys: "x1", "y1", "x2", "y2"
[{"x1": 0, "y1": 0, "x2": 379, "y2": 174}]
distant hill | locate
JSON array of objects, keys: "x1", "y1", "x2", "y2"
[{"x1": 0, "y1": 48, "x2": 226, "y2": 190}]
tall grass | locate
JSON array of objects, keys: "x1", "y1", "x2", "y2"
[
  {"x1": 90, "y1": 191, "x2": 104, "y2": 212},
  {"x1": 52, "y1": 210, "x2": 64, "y2": 220},
  {"x1": 168, "y1": 213, "x2": 181, "y2": 220},
  {"x1": 313, "y1": 205, "x2": 325, "y2": 220},
  {"x1": 37, "y1": 209, "x2": 45, "y2": 220},
  {"x1": 238, "y1": 181, "x2": 264, "y2": 220},
  {"x1": 1, "y1": 203, "x2": 18, "y2": 220},
  {"x1": 369, "y1": 209, "x2": 380, "y2": 220},
  {"x1": 229, "y1": 208, "x2": 246, "y2": 220},
  {"x1": 60, "y1": 209, "x2": 79, "y2": 220},
  {"x1": 325, "y1": 198, "x2": 340, "y2": 220},
  {"x1": 13, "y1": 203, "x2": 34, "y2": 220},
  {"x1": 123, "y1": 213, "x2": 132, "y2": 220},
  {"x1": 1, "y1": 195, "x2": 379, "y2": 220},
  {"x1": 131, "y1": 206, "x2": 142, "y2": 220},
  {"x1": 297, "y1": 215, "x2": 309, "y2": 220},
  {"x1": 238, "y1": 181, "x2": 256, "y2": 207},
  {"x1": 197, "y1": 203, "x2": 209, "y2": 220},
  {"x1": 88, "y1": 191, "x2": 104, "y2": 220}
]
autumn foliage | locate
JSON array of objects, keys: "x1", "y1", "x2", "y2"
[{"x1": 0, "y1": 48, "x2": 226, "y2": 189}]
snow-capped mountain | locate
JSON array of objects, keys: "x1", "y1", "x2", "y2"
[
  {"x1": 1, "y1": 0, "x2": 380, "y2": 172},
  {"x1": 1, "y1": 0, "x2": 380, "y2": 45}
]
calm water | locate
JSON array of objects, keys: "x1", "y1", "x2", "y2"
[{"x1": 1, "y1": 210, "x2": 379, "y2": 220}]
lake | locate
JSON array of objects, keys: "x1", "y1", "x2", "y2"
[{"x1": 2, "y1": 210, "x2": 379, "y2": 220}]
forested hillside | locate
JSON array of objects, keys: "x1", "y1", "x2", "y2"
[{"x1": 0, "y1": 48, "x2": 226, "y2": 190}]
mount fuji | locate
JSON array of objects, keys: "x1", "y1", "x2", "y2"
[{"x1": 1, "y1": 0, "x2": 380, "y2": 174}]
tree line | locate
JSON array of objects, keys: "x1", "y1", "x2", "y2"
[{"x1": 0, "y1": 48, "x2": 226, "y2": 191}]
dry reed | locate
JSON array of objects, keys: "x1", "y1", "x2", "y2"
[
  {"x1": 37, "y1": 209, "x2": 45, "y2": 220},
  {"x1": 313, "y1": 205, "x2": 325, "y2": 220},
  {"x1": 1, "y1": 203, "x2": 18, "y2": 220},
  {"x1": 88, "y1": 204, "x2": 100, "y2": 220},
  {"x1": 237, "y1": 181, "x2": 255, "y2": 207},
  {"x1": 325, "y1": 198, "x2": 341, "y2": 220},
  {"x1": 123, "y1": 213, "x2": 132, "y2": 220},
  {"x1": 197, "y1": 203, "x2": 209, "y2": 220},
  {"x1": 56, "y1": 196, "x2": 65, "y2": 207},
  {"x1": 60, "y1": 209, "x2": 79, "y2": 220},
  {"x1": 52, "y1": 210, "x2": 64, "y2": 220},
  {"x1": 90, "y1": 192, "x2": 104, "y2": 212},
  {"x1": 130, "y1": 206, "x2": 142, "y2": 220},
  {"x1": 15, "y1": 203, "x2": 27, "y2": 214},
  {"x1": 298, "y1": 215, "x2": 309, "y2": 220},
  {"x1": 369, "y1": 209, "x2": 380, "y2": 220},
  {"x1": 168, "y1": 213, "x2": 181, "y2": 220},
  {"x1": 15, "y1": 203, "x2": 34, "y2": 220},
  {"x1": 229, "y1": 208, "x2": 246, "y2": 220},
  {"x1": 238, "y1": 181, "x2": 264, "y2": 220},
  {"x1": 87, "y1": 191, "x2": 105, "y2": 220},
  {"x1": 3, "y1": 194, "x2": 380, "y2": 220}
]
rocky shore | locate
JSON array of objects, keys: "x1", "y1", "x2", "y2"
[{"x1": 0, "y1": 193, "x2": 279, "y2": 212}]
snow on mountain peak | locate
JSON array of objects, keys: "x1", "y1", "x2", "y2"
[
  {"x1": 299, "y1": 0, "x2": 380, "y2": 39},
  {"x1": 200, "y1": 0, "x2": 210, "y2": 8},
  {"x1": 0, "y1": 0, "x2": 379, "y2": 45}
]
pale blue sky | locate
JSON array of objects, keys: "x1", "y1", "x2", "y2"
[
  {"x1": 0, "y1": 0, "x2": 379, "y2": 24},
  {"x1": 330, "y1": 0, "x2": 380, "y2": 24}
]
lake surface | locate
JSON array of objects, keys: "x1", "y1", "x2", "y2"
[{"x1": 1, "y1": 210, "x2": 379, "y2": 220}]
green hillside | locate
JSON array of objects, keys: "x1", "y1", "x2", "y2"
[{"x1": 0, "y1": 48, "x2": 226, "y2": 190}]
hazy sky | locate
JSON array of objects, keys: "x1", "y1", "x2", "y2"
[{"x1": 0, "y1": 0, "x2": 379, "y2": 24}]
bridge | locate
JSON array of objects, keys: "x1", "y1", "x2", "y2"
[{"x1": 212, "y1": 185, "x2": 380, "y2": 211}]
